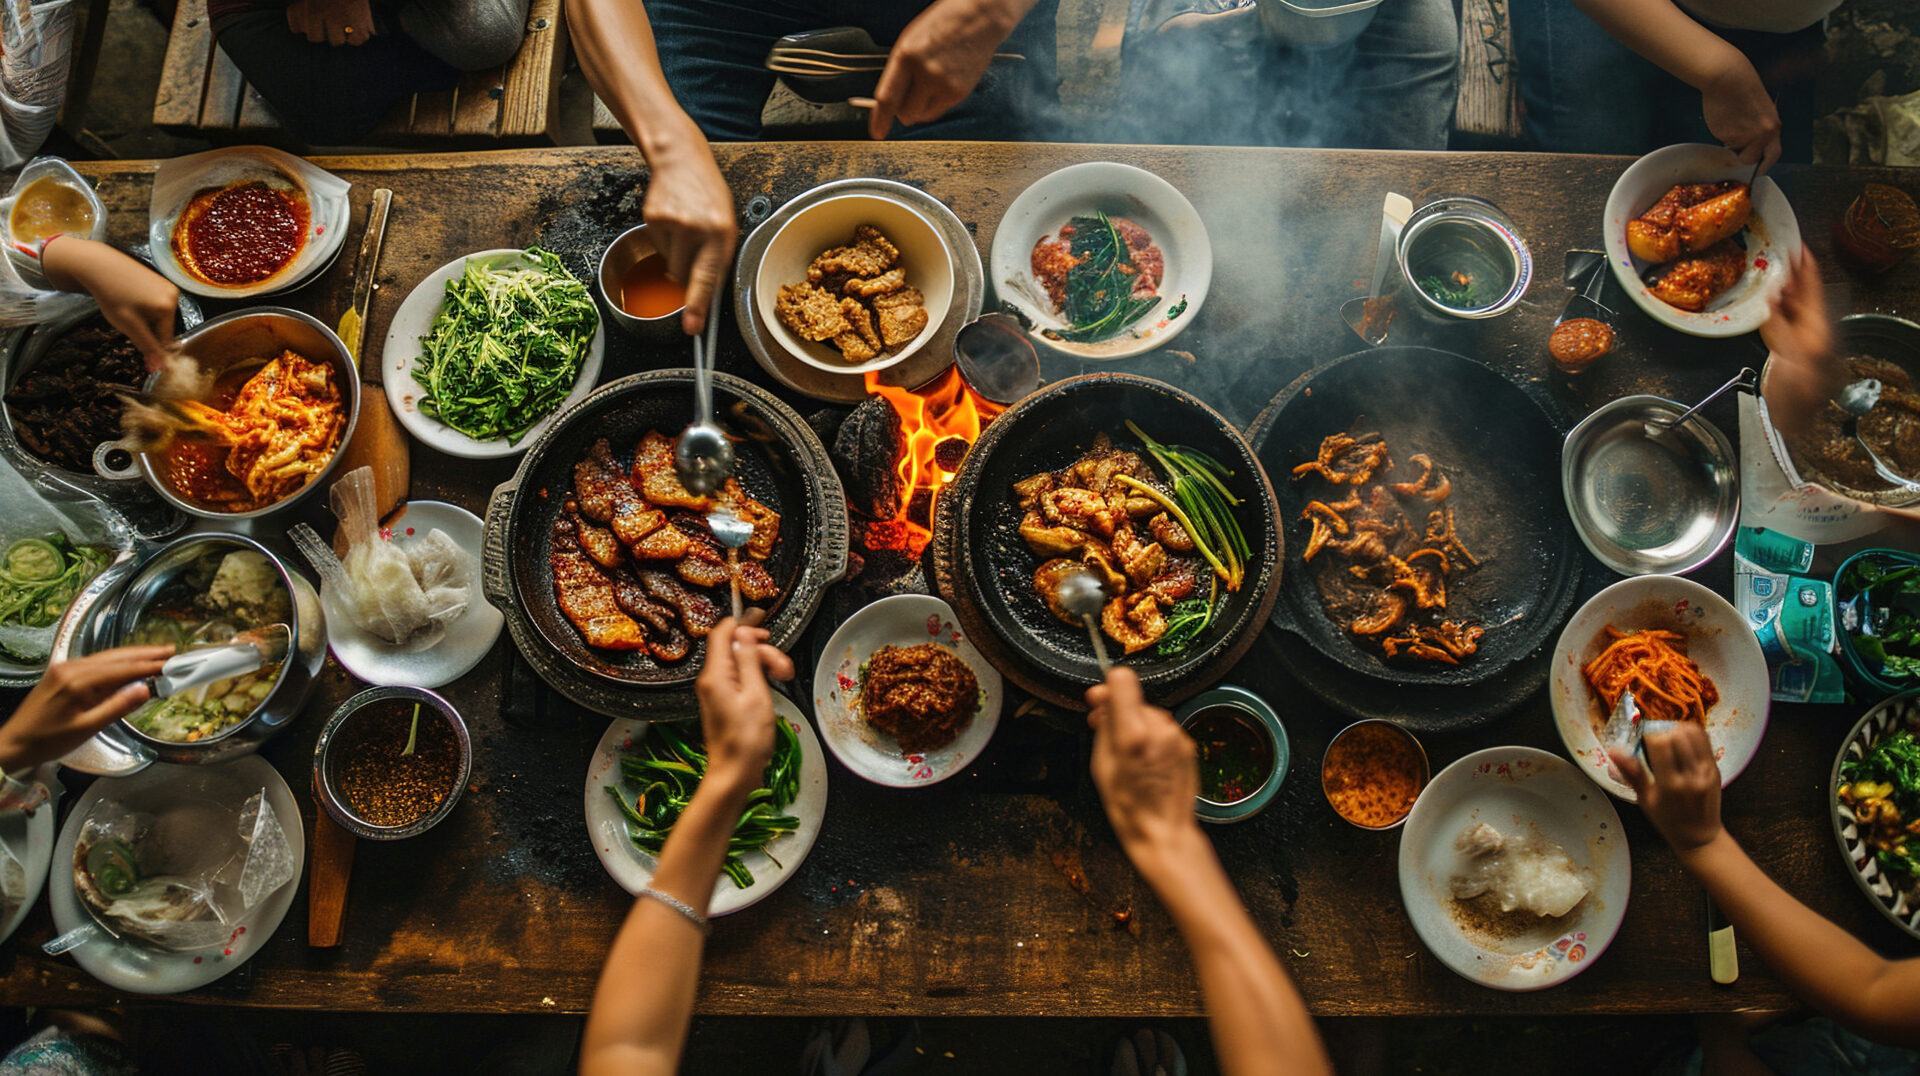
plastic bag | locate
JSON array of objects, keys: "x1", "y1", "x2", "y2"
[
  {"x1": 291, "y1": 466, "x2": 472, "y2": 650},
  {"x1": 0, "y1": 451, "x2": 135, "y2": 663},
  {"x1": 0, "y1": 156, "x2": 101, "y2": 325},
  {"x1": 0, "y1": 0, "x2": 76, "y2": 169},
  {"x1": 71, "y1": 772, "x2": 294, "y2": 952}
]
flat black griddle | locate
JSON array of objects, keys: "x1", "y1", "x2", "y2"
[
  {"x1": 482, "y1": 371, "x2": 846, "y2": 700},
  {"x1": 1249, "y1": 346, "x2": 1584, "y2": 690},
  {"x1": 948, "y1": 373, "x2": 1282, "y2": 697}
]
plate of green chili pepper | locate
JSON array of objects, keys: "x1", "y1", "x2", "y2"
[
  {"x1": 584, "y1": 692, "x2": 827, "y2": 916},
  {"x1": 0, "y1": 534, "x2": 109, "y2": 660}
]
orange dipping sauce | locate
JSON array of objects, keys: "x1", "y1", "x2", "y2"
[
  {"x1": 617, "y1": 253, "x2": 686, "y2": 319},
  {"x1": 1322, "y1": 720, "x2": 1428, "y2": 829}
]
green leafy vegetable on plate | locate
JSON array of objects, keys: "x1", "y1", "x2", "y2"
[
  {"x1": 0, "y1": 535, "x2": 107, "y2": 651},
  {"x1": 1046, "y1": 212, "x2": 1173, "y2": 344},
  {"x1": 604, "y1": 718, "x2": 802, "y2": 889},
  {"x1": 1840, "y1": 725, "x2": 1920, "y2": 879},
  {"x1": 1840, "y1": 555, "x2": 1920, "y2": 682},
  {"x1": 413, "y1": 247, "x2": 598, "y2": 445}
]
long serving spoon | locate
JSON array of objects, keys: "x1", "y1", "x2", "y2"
[
  {"x1": 1056, "y1": 568, "x2": 1112, "y2": 672},
  {"x1": 1836, "y1": 378, "x2": 1920, "y2": 492},
  {"x1": 1338, "y1": 192, "x2": 1413, "y2": 347},
  {"x1": 708, "y1": 507, "x2": 753, "y2": 622},
  {"x1": 675, "y1": 290, "x2": 736, "y2": 497}
]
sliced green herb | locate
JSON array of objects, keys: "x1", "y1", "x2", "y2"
[
  {"x1": 1045, "y1": 212, "x2": 1164, "y2": 344},
  {"x1": 604, "y1": 719, "x2": 803, "y2": 889}
]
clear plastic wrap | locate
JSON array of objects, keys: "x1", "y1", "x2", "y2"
[{"x1": 291, "y1": 466, "x2": 472, "y2": 650}]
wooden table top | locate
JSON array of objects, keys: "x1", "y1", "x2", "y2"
[{"x1": 1, "y1": 144, "x2": 1915, "y2": 1017}]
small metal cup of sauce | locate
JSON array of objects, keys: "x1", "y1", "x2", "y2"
[
  {"x1": 598, "y1": 224, "x2": 688, "y2": 338},
  {"x1": 1174, "y1": 685, "x2": 1289, "y2": 824},
  {"x1": 1322, "y1": 719, "x2": 1429, "y2": 830},
  {"x1": 1396, "y1": 196, "x2": 1533, "y2": 321}
]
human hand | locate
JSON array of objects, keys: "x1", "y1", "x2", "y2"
[
  {"x1": 1701, "y1": 57, "x2": 1781, "y2": 176},
  {"x1": 39, "y1": 238, "x2": 180, "y2": 370},
  {"x1": 868, "y1": 0, "x2": 1025, "y2": 140},
  {"x1": 640, "y1": 136, "x2": 738, "y2": 337},
  {"x1": 1609, "y1": 722, "x2": 1724, "y2": 856},
  {"x1": 1086, "y1": 668, "x2": 1200, "y2": 862},
  {"x1": 693, "y1": 618, "x2": 795, "y2": 792},
  {"x1": 285, "y1": 0, "x2": 375, "y2": 46},
  {"x1": 1759, "y1": 248, "x2": 1845, "y2": 439},
  {"x1": 0, "y1": 645, "x2": 174, "y2": 772}
]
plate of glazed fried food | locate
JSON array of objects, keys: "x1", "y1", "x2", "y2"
[
  {"x1": 755, "y1": 193, "x2": 954, "y2": 375},
  {"x1": 1603, "y1": 143, "x2": 1801, "y2": 337}
]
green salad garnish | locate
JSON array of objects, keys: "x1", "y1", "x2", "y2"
[
  {"x1": 0, "y1": 535, "x2": 107, "y2": 644},
  {"x1": 1045, "y1": 212, "x2": 1174, "y2": 344},
  {"x1": 413, "y1": 247, "x2": 598, "y2": 444},
  {"x1": 1839, "y1": 726, "x2": 1920, "y2": 880},
  {"x1": 604, "y1": 720, "x2": 802, "y2": 889},
  {"x1": 1840, "y1": 557, "x2": 1920, "y2": 683}
]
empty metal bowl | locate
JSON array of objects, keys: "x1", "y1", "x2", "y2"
[{"x1": 1561, "y1": 395, "x2": 1739, "y2": 576}]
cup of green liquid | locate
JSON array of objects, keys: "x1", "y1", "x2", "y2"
[
  {"x1": 1396, "y1": 196, "x2": 1532, "y2": 322},
  {"x1": 1174, "y1": 685, "x2": 1289, "y2": 824}
]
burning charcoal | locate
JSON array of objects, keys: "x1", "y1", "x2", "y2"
[
  {"x1": 832, "y1": 395, "x2": 905, "y2": 520},
  {"x1": 934, "y1": 436, "x2": 969, "y2": 473}
]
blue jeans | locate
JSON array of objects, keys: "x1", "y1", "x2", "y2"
[
  {"x1": 644, "y1": 0, "x2": 1062, "y2": 141},
  {"x1": 1116, "y1": 0, "x2": 1459, "y2": 148},
  {"x1": 1510, "y1": 0, "x2": 1822, "y2": 161}
]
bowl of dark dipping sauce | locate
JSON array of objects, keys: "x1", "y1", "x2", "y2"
[
  {"x1": 1174, "y1": 685, "x2": 1289, "y2": 824},
  {"x1": 314, "y1": 686, "x2": 471, "y2": 840}
]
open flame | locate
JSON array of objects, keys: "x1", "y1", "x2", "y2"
[{"x1": 862, "y1": 367, "x2": 1005, "y2": 557}]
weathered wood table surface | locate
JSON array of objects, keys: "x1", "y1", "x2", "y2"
[{"x1": 0, "y1": 144, "x2": 1915, "y2": 1017}]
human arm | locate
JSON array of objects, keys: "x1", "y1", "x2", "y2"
[
  {"x1": 1573, "y1": 0, "x2": 1781, "y2": 173},
  {"x1": 580, "y1": 619, "x2": 795, "y2": 1076},
  {"x1": 1086, "y1": 669, "x2": 1332, "y2": 1076},
  {"x1": 38, "y1": 237, "x2": 180, "y2": 371},
  {"x1": 0, "y1": 645, "x2": 173, "y2": 776},
  {"x1": 566, "y1": 0, "x2": 736, "y2": 336},
  {"x1": 1758, "y1": 248, "x2": 1846, "y2": 442},
  {"x1": 867, "y1": 0, "x2": 1041, "y2": 140},
  {"x1": 1611, "y1": 725, "x2": 1920, "y2": 1048}
]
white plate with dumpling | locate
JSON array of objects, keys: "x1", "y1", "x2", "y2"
[
  {"x1": 318, "y1": 500, "x2": 504, "y2": 688},
  {"x1": 1398, "y1": 746, "x2": 1630, "y2": 991}
]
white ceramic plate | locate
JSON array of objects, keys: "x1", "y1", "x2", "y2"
[
  {"x1": 0, "y1": 768, "x2": 59, "y2": 945},
  {"x1": 990, "y1": 161, "x2": 1211, "y2": 361},
  {"x1": 584, "y1": 693, "x2": 827, "y2": 917},
  {"x1": 812, "y1": 594, "x2": 1003, "y2": 788},
  {"x1": 48, "y1": 756, "x2": 304, "y2": 994},
  {"x1": 318, "y1": 500, "x2": 506, "y2": 688},
  {"x1": 1549, "y1": 575, "x2": 1770, "y2": 801},
  {"x1": 1398, "y1": 746, "x2": 1630, "y2": 992},
  {"x1": 383, "y1": 249, "x2": 607, "y2": 459},
  {"x1": 1602, "y1": 143, "x2": 1801, "y2": 338},
  {"x1": 753, "y1": 192, "x2": 955, "y2": 376},
  {"x1": 1830, "y1": 692, "x2": 1920, "y2": 941},
  {"x1": 147, "y1": 146, "x2": 352, "y2": 299}
]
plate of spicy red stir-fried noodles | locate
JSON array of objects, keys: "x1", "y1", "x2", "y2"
[{"x1": 1548, "y1": 575, "x2": 1770, "y2": 801}]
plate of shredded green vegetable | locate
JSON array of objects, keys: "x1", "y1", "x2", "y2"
[
  {"x1": 989, "y1": 162, "x2": 1211, "y2": 361},
  {"x1": 385, "y1": 248, "x2": 604, "y2": 459},
  {"x1": 1831, "y1": 692, "x2": 1920, "y2": 939},
  {"x1": 584, "y1": 693, "x2": 827, "y2": 916},
  {"x1": 0, "y1": 535, "x2": 110, "y2": 661}
]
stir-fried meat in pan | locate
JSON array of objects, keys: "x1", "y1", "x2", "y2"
[
  {"x1": 1295, "y1": 430, "x2": 1483, "y2": 665},
  {"x1": 566, "y1": 506, "x2": 627, "y2": 570},
  {"x1": 640, "y1": 569, "x2": 721, "y2": 637},
  {"x1": 633, "y1": 430, "x2": 714, "y2": 510},
  {"x1": 551, "y1": 518, "x2": 646, "y2": 651},
  {"x1": 1017, "y1": 433, "x2": 1217, "y2": 659},
  {"x1": 606, "y1": 570, "x2": 689, "y2": 662}
]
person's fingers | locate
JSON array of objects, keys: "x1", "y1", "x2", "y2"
[
  {"x1": 740, "y1": 607, "x2": 768, "y2": 629},
  {"x1": 52, "y1": 649, "x2": 173, "y2": 703},
  {"x1": 1758, "y1": 134, "x2": 1782, "y2": 179},
  {"x1": 897, "y1": 82, "x2": 943, "y2": 127},
  {"x1": 700, "y1": 618, "x2": 740, "y2": 691},
  {"x1": 1607, "y1": 748, "x2": 1650, "y2": 797},
  {"x1": 304, "y1": 17, "x2": 326, "y2": 42},
  {"x1": 1102, "y1": 668, "x2": 1149, "y2": 734},
  {"x1": 753, "y1": 643, "x2": 795, "y2": 682},
  {"x1": 1675, "y1": 722, "x2": 1714, "y2": 776},
  {"x1": 680, "y1": 237, "x2": 728, "y2": 341},
  {"x1": 868, "y1": 55, "x2": 909, "y2": 140},
  {"x1": 1644, "y1": 731, "x2": 1682, "y2": 782},
  {"x1": 325, "y1": 16, "x2": 346, "y2": 46},
  {"x1": 76, "y1": 683, "x2": 151, "y2": 731}
]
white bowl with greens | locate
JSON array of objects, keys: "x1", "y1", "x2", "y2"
[{"x1": 385, "y1": 248, "x2": 605, "y2": 460}]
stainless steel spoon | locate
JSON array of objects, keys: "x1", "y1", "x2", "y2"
[
  {"x1": 675, "y1": 296, "x2": 735, "y2": 497},
  {"x1": 953, "y1": 313, "x2": 1040, "y2": 405},
  {"x1": 1056, "y1": 568, "x2": 1112, "y2": 672},
  {"x1": 1646, "y1": 367, "x2": 1758, "y2": 443},
  {"x1": 707, "y1": 507, "x2": 754, "y2": 621},
  {"x1": 1836, "y1": 378, "x2": 1920, "y2": 491}
]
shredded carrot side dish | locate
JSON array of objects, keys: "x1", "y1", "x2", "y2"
[{"x1": 1582, "y1": 627, "x2": 1720, "y2": 725}]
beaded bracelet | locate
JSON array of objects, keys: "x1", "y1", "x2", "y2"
[{"x1": 638, "y1": 887, "x2": 710, "y2": 936}]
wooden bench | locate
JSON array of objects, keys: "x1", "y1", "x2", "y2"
[{"x1": 153, "y1": 0, "x2": 568, "y2": 144}]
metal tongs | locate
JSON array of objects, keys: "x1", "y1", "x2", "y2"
[{"x1": 144, "y1": 625, "x2": 289, "y2": 699}]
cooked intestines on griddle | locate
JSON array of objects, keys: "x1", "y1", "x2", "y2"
[
  {"x1": 1292, "y1": 430, "x2": 1484, "y2": 665},
  {"x1": 1015, "y1": 433, "x2": 1209, "y2": 655},
  {"x1": 551, "y1": 432, "x2": 781, "y2": 659}
]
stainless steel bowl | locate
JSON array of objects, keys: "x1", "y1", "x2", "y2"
[
  {"x1": 51, "y1": 532, "x2": 327, "y2": 775},
  {"x1": 1762, "y1": 312, "x2": 1920, "y2": 509},
  {"x1": 92, "y1": 307, "x2": 358, "y2": 520},
  {"x1": 1397, "y1": 196, "x2": 1533, "y2": 321},
  {"x1": 1561, "y1": 395, "x2": 1739, "y2": 576},
  {"x1": 313, "y1": 686, "x2": 472, "y2": 841},
  {"x1": 597, "y1": 223, "x2": 684, "y2": 337},
  {"x1": 1254, "y1": 0, "x2": 1383, "y2": 48}
]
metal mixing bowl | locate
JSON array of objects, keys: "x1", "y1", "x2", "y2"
[
  {"x1": 313, "y1": 686, "x2": 472, "y2": 841},
  {"x1": 1561, "y1": 395, "x2": 1739, "y2": 576}
]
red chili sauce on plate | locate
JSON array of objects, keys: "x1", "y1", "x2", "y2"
[{"x1": 171, "y1": 180, "x2": 309, "y2": 287}]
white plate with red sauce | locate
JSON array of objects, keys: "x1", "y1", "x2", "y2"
[
  {"x1": 811, "y1": 594, "x2": 1003, "y2": 788},
  {"x1": 1398, "y1": 746, "x2": 1630, "y2": 992},
  {"x1": 147, "y1": 146, "x2": 351, "y2": 299},
  {"x1": 989, "y1": 162, "x2": 1211, "y2": 361}
]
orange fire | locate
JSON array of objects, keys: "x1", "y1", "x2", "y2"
[{"x1": 862, "y1": 367, "x2": 1005, "y2": 556}]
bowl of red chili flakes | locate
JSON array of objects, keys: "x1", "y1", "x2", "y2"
[
  {"x1": 1322, "y1": 719, "x2": 1429, "y2": 830},
  {"x1": 146, "y1": 146, "x2": 351, "y2": 299}
]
